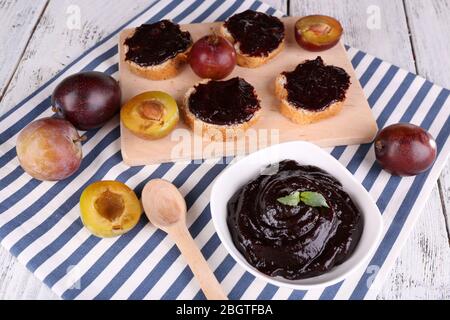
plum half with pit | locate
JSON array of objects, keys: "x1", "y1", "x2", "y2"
[
  {"x1": 294, "y1": 15, "x2": 343, "y2": 51},
  {"x1": 52, "y1": 71, "x2": 121, "y2": 130},
  {"x1": 121, "y1": 91, "x2": 179, "y2": 140},
  {"x1": 16, "y1": 117, "x2": 84, "y2": 181},
  {"x1": 374, "y1": 123, "x2": 437, "y2": 176},
  {"x1": 80, "y1": 181, "x2": 142, "y2": 238}
]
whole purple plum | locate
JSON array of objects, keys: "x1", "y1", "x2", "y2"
[{"x1": 52, "y1": 71, "x2": 121, "y2": 130}]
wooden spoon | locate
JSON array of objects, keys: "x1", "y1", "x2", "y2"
[{"x1": 142, "y1": 179, "x2": 228, "y2": 300}]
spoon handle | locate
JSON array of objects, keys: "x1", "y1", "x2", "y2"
[{"x1": 169, "y1": 224, "x2": 228, "y2": 300}]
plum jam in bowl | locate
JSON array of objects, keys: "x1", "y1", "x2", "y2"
[{"x1": 210, "y1": 141, "x2": 383, "y2": 290}]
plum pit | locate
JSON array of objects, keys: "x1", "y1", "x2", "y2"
[
  {"x1": 138, "y1": 100, "x2": 165, "y2": 122},
  {"x1": 121, "y1": 91, "x2": 179, "y2": 140},
  {"x1": 94, "y1": 189, "x2": 125, "y2": 222}
]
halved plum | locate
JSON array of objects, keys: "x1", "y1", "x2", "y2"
[
  {"x1": 80, "y1": 181, "x2": 142, "y2": 238},
  {"x1": 121, "y1": 91, "x2": 179, "y2": 140},
  {"x1": 294, "y1": 15, "x2": 343, "y2": 51}
]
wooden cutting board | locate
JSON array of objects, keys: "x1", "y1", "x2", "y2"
[{"x1": 118, "y1": 16, "x2": 378, "y2": 166}]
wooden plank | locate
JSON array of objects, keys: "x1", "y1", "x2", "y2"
[
  {"x1": 403, "y1": 0, "x2": 450, "y2": 88},
  {"x1": 289, "y1": 0, "x2": 415, "y2": 71},
  {"x1": 0, "y1": 0, "x2": 48, "y2": 99},
  {"x1": 379, "y1": 192, "x2": 450, "y2": 299},
  {"x1": 0, "y1": 249, "x2": 58, "y2": 299},
  {"x1": 378, "y1": 186, "x2": 450, "y2": 299},
  {"x1": 0, "y1": 0, "x2": 157, "y2": 115},
  {"x1": 404, "y1": 0, "x2": 450, "y2": 240},
  {"x1": 119, "y1": 18, "x2": 377, "y2": 166},
  {"x1": 438, "y1": 165, "x2": 450, "y2": 242},
  {"x1": 0, "y1": 0, "x2": 157, "y2": 300},
  {"x1": 290, "y1": 0, "x2": 449, "y2": 300},
  {"x1": 0, "y1": 0, "x2": 447, "y2": 300}
]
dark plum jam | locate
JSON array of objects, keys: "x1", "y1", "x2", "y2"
[
  {"x1": 125, "y1": 20, "x2": 192, "y2": 66},
  {"x1": 188, "y1": 77, "x2": 260, "y2": 125},
  {"x1": 283, "y1": 57, "x2": 351, "y2": 111},
  {"x1": 227, "y1": 160, "x2": 363, "y2": 280},
  {"x1": 224, "y1": 10, "x2": 285, "y2": 57}
]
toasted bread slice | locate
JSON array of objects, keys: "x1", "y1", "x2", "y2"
[
  {"x1": 123, "y1": 43, "x2": 190, "y2": 81},
  {"x1": 219, "y1": 24, "x2": 285, "y2": 68},
  {"x1": 123, "y1": 21, "x2": 192, "y2": 80},
  {"x1": 181, "y1": 80, "x2": 262, "y2": 141},
  {"x1": 275, "y1": 74, "x2": 345, "y2": 124}
]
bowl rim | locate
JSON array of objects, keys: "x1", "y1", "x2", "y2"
[{"x1": 210, "y1": 141, "x2": 383, "y2": 290}]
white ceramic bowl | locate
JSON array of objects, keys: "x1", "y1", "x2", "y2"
[{"x1": 210, "y1": 141, "x2": 383, "y2": 290}]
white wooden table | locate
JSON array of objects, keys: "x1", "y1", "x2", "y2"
[{"x1": 0, "y1": 0, "x2": 448, "y2": 300}]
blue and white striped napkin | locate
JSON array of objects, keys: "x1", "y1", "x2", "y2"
[{"x1": 0, "y1": 0, "x2": 449, "y2": 300}]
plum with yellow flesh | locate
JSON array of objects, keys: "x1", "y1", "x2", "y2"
[
  {"x1": 121, "y1": 91, "x2": 179, "y2": 140},
  {"x1": 80, "y1": 181, "x2": 142, "y2": 238},
  {"x1": 16, "y1": 117, "x2": 83, "y2": 181}
]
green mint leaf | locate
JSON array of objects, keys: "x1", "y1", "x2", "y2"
[
  {"x1": 300, "y1": 191, "x2": 329, "y2": 208},
  {"x1": 277, "y1": 191, "x2": 329, "y2": 209},
  {"x1": 277, "y1": 191, "x2": 301, "y2": 206}
]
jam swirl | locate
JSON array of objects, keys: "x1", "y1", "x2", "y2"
[
  {"x1": 227, "y1": 160, "x2": 363, "y2": 280},
  {"x1": 283, "y1": 57, "x2": 351, "y2": 111},
  {"x1": 224, "y1": 10, "x2": 285, "y2": 57},
  {"x1": 188, "y1": 77, "x2": 261, "y2": 125},
  {"x1": 124, "y1": 20, "x2": 192, "y2": 66}
]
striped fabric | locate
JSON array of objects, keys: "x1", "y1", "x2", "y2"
[{"x1": 0, "y1": 0, "x2": 449, "y2": 300}]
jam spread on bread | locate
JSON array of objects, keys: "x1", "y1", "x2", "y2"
[
  {"x1": 124, "y1": 20, "x2": 192, "y2": 66},
  {"x1": 283, "y1": 57, "x2": 350, "y2": 111},
  {"x1": 224, "y1": 10, "x2": 285, "y2": 57},
  {"x1": 227, "y1": 160, "x2": 363, "y2": 280},
  {"x1": 188, "y1": 77, "x2": 260, "y2": 125}
]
